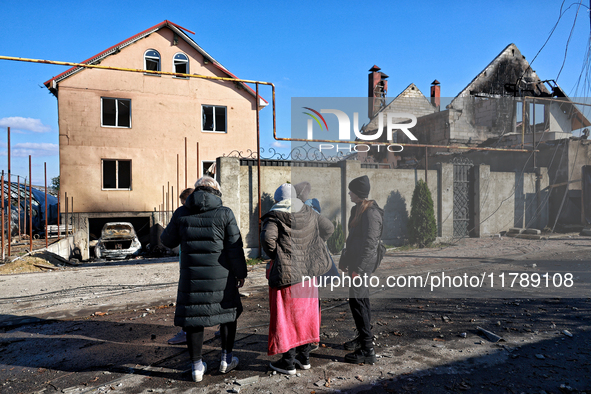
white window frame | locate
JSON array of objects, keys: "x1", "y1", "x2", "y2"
[
  {"x1": 101, "y1": 97, "x2": 132, "y2": 128},
  {"x1": 173, "y1": 52, "x2": 189, "y2": 78},
  {"x1": 201, "y1": 105, "x2": 227, "y2": 133},
  {"x1": 101, "y1": 159, "x2": 132, "y2": 190},
  {"x1": 144, "y1": 49, "x2": 161, "y2": 75}
]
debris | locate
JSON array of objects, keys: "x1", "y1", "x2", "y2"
[
  {"x1": 228, "y1": 388, "x2": 241, "y2": 394},
  {"x1": 506, "y1": 228, "x2": 524, "y2": 237},
  {"x1": 477, "y1": 326, "x2": 504, "y2": 343},
  {"x1": 523, "y1": 228, "x2": 541, "y2": 235},
  {"x1": 559, "y1": 383, "x2": 574, "y2": 393},
  {"x1": 535, "y1": 354, "x2": 545, "y2": 360},
  {"x1": 441, "y1": 316, "x2": 450, "y2": 322},
  {"x1": 433, "y1": 338, "x2": 445, "y2": 342},
  {"x1": 61, "y1": 387, "x2": 82, "y2": 394},
  {"x1": 355, "y1": 375, "x2": 363, "y2": 382},
  {"x1": 459, "y1": 332, "x2": 467, "y2": 338},
  {"x1": 235, "y1": 376, "x2": 259, "y2": 386},
  {"x1": 562, "y1": 330, "x2": 573, "y2": 338},
  {"x1": 314, "y1": 380, "x2": 326, "y2": 387},
  {"x1": 32, "y1": 262, "x2": 59, "y2": 270}
]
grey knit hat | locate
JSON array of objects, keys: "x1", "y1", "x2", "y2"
[
  {"x1": 294, "y1": 181, "x2": 311, "y2": 202},
  {"x1": 274, "y1": 183, "x2": 296, "y2": 202}
]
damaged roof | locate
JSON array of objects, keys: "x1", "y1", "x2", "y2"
[
  {"x1": 451, "y1": 43, "x2": 588, "y2": 129},
  {"x1": 452, "y1": 43, "x2": 549, "y2": 102},
  {"x1": 43, "y1": 20, "x2": 267, "y2": 106}
]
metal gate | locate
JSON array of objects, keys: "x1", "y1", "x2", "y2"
[{"x1": 452, "y1": 156, "x2": 474, "y2": 237}]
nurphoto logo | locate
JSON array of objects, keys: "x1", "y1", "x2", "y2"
[{"x1": 302, "y1": 107, "x2": 419, "y2": 153}]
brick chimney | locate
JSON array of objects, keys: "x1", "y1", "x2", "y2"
[
  {"x1": 430, "y1": 80, "x2": 440, "y2": 109},
  {"x1": 368, "y1": 65, "x2": 388, "y2": 118}
]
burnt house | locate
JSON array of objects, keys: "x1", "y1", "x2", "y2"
[{"x1": 359, "y1": 43, "x2": 590, "y2": 166}]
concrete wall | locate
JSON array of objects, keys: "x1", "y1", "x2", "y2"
[
  {"x1": 217, "y1": 157, "x2": 547, "y2": 253},
  {"x1": 46, "y1": 230, "x2": 87, "y2": 261}
]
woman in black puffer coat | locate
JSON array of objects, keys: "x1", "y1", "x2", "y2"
[{"x1": 161, "y1": 176, "x2": 247, "y2": 382}]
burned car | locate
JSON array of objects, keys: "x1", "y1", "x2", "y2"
[{"x1": 94, "y1": 222, "x2": 142, "y2": 260}]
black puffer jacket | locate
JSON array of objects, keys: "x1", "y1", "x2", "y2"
[
  {"x1": 341, "y1": 201, "x2": 384, "y2": 274},
  {"x1": 261, "y1": 203, "x2": 334, "y2": 288},
  {"x1": 161, "y1": 186, "x2": 247, "y2": 328}
]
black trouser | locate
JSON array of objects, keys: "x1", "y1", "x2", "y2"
[
  {"x1": 185, "y1": 320, "x2": 237, "y2": 362},
  {"x1": 348, "y1": 284, "x2": 373, "y2": 349},
  {"x1": 282, "y1": 343, "x2": 312, "y2": 365}
]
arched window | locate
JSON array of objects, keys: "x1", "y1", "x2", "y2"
[
  {"x1": 173, "y1": 53, "x2": 189, "y2": 77},
  {"x1": 144, "y1": 49, "x2": 161, "y2": 72}
]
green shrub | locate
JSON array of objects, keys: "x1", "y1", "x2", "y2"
[
  {"x1": 327, "y1": 220, "x2": 345, "y2": 254},
  {"x1": 407, "y1": 180, "x2": 437, "y2": 248}
]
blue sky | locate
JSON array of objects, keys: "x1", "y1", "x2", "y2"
[{"x1": 0, "y1": 0, "x2": 589, "y2": 184}]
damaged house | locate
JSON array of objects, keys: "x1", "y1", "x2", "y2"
[
  {"x1": 358, "y1": 43, "x2": 591, "y2": 229},
  {"x1": 43, "y1": 20, "x2": 267, "y2": 259},
  {"x1": 361, "y1": 44, "x2": 589, "y2": 163}
]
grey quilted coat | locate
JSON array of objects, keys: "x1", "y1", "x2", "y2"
[
  {"x1": 161, "y1": 187, "x2": 247, "y2": 328},
  {"x1": 261, "y1": 203, "x2": 334, "y2": 288},
  {"x1": 341, "y1": 201, "x2": 384, "y2": 274}
]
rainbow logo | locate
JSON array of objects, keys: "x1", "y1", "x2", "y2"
[{"x1": 303, "y1": 107, "x2": 329, "y2": 131}]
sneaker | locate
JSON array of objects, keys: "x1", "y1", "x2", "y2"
[
  {"x1": 168, "y1": 330, "x2": 187, "y2": 345},
  {"x1": 294, "y1": 353, "x2": 311, "y2": 370},
  {"x1": 191, "y1": 361, "x2": 207, "y2": 382},
  {"x1": 343, "y1": 336, "x2": 361, "y2": 351},
  {"x1": 269, "y1": 358, "x2": 296, "y2": 375},
  {"x1": 219, "y1": 356, "x2": 239, "y2": 374},
  {"x1": 344, "y1": 347, "x2": 377, "y2": 365}
]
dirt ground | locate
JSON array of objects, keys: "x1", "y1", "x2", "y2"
[{"x1": 0, "y1": 235, "x2": 590, "y2": 394}]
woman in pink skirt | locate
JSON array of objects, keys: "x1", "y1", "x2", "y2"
[{"x1": 261, "y1": 183, "x2": 334, "y2": 374}]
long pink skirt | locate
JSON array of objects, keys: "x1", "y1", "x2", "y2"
[{"x1": 268, "y1": 280, "x2": 320, "y2": 356}]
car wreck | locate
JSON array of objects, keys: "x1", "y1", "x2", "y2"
[{"x1": 94, "y1": 222, "x2": 142, "y2": 260}]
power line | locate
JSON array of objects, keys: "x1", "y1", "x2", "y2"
[{"x1": 556, "y1": 1, "x2": 583, "y2": 82}]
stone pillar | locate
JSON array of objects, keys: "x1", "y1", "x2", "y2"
[
  {"x1": 437, "y1": 162, "x2": 453, "y2": 238},
  {"x1": 536, "y1": 166, "x2": 549, "y2": 229},
  {"x1": 217, "y1": 157, "x2": 241, "y2": 228},
  {"x1": 473, "y1": 164, "x2": 490, "y2": 237}
]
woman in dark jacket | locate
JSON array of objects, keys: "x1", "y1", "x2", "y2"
[
  {"x1": 339, "y1": 175, "x2": 383, "y2": 365},
  {"x1": 161, "y1": 176, "x2": 247, "y2": 382},
  {"x1": 261, "y1": 183, "x2": 333, "y2": 375}
]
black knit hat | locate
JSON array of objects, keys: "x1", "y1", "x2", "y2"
[{"x1": 348, "y1": 175, "x2": 370, "y2": 198}]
